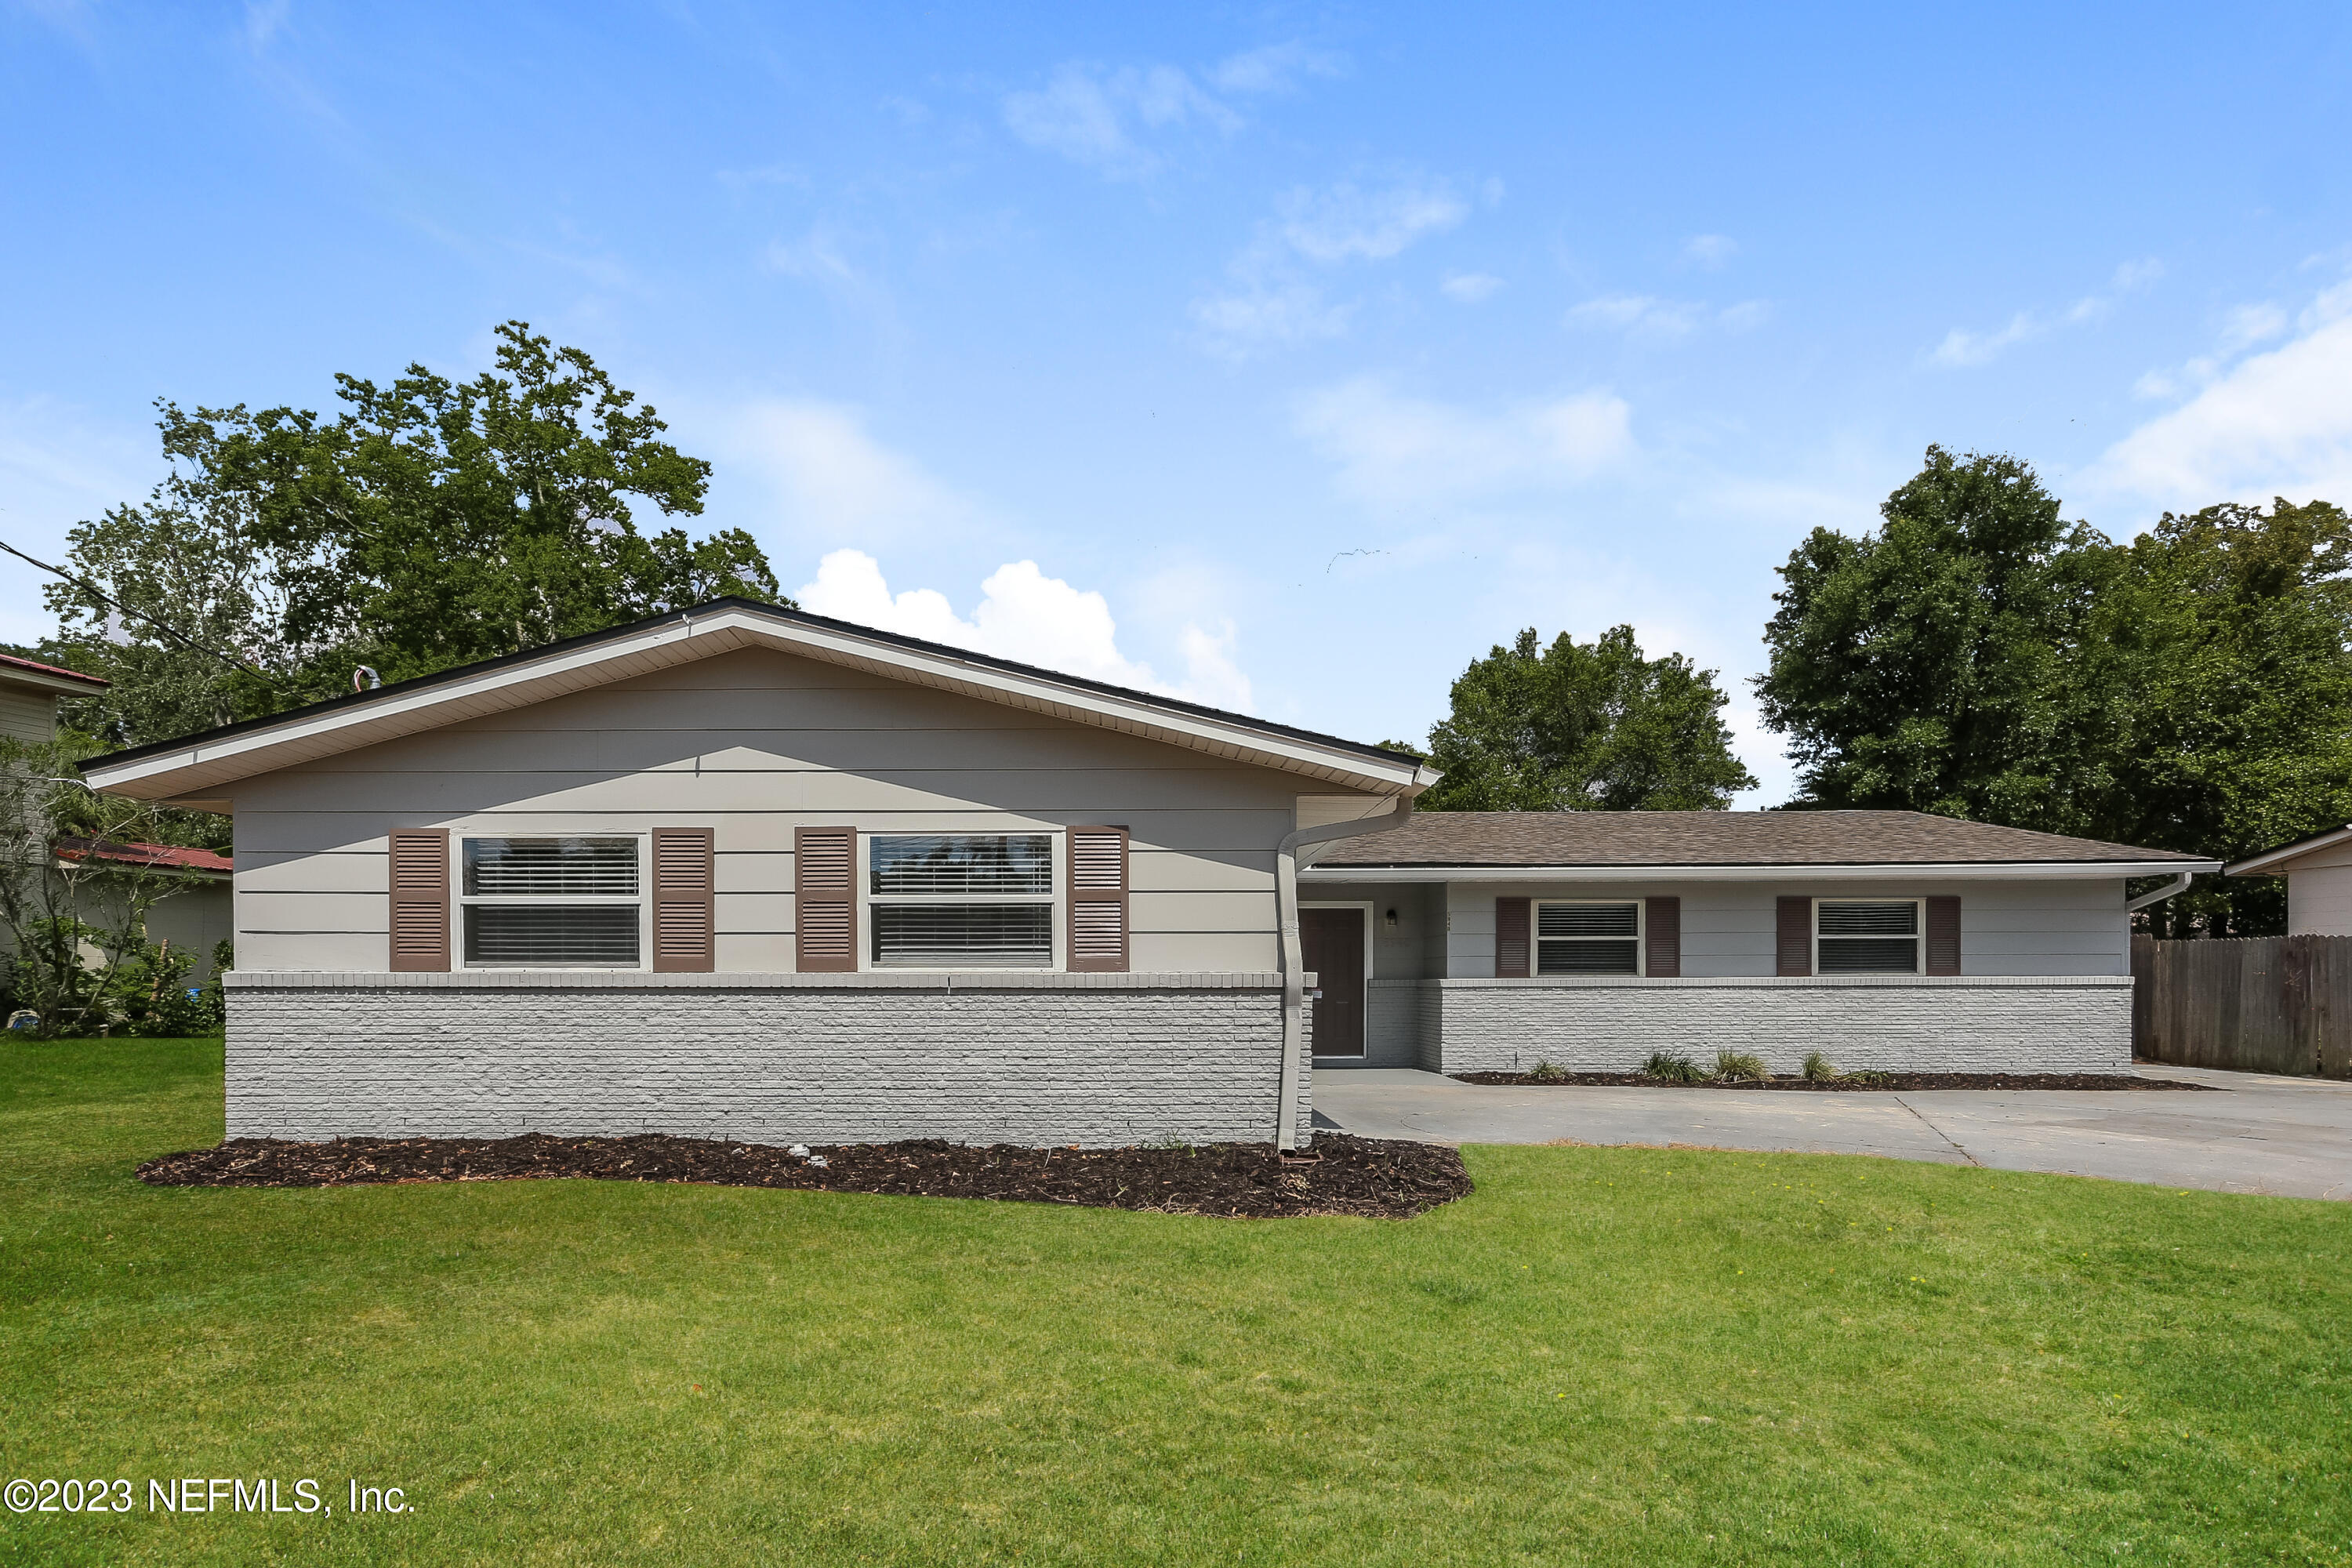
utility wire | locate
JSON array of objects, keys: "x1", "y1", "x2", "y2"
[{"x1": 0, "y1": 535, "x2": 280, "y2": 690}]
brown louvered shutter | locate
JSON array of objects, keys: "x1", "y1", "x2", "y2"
[
  {"x1": 795, "y1": 826, "x2": 855, "y2": 973},
  {"x1": 1068, "y1": 826, "x2": 1130, "y2": 972},
  {"x1": 1645, "y1": 896, "x2": 1682, "y2": 978},
  {"x1": 1776, "y1": 896, "x2": 1813, "y2": 977},
  {"x1": 1495, "y1": 897, "x2": 1531, "y2": 978},
  {"x1": 1926, "y1": 895, "x2": 1962, "y2": 976},
  {"x1": 651, "y1": 829, "x2": 715, "y2": 973},
  {"x1": 388, "y1": 829, "x2": 450, "y2": 972}
]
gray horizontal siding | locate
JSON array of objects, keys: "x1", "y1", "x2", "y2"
[
  {"x1": 232, "y1": 647, "x2": 1300, "y2": 975},
  {"x1": 1442, "y1": 878, "x2": 2129, "y2": 979}
]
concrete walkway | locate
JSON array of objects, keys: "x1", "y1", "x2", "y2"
[{"x1": 1312, "y1": 1065, "x2": 2352, "y2": 1200}]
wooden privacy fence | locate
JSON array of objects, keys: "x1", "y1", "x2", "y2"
[{"x1": 2132, "y1": 935, "x2": 2352, "y2": 1077}]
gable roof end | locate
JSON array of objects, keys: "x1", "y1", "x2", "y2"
[
  {"x1": 78, "y1": 598, "x2": 1437, "y2": 804},
  {"x1": 2225, "y1": 824, "x2": 2352, "y2": 877}
]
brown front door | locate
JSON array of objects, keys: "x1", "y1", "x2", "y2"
[{"x1": 1301, "y1": 907, "x2": 1366, "y2": 1058}]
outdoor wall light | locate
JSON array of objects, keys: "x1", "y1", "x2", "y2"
[{"x1": 1384, "y1": 907, "x2": 1399, "y2": 928}]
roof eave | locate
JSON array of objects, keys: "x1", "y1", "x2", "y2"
[{"x1": 2226, "y1": 825, "x2": 2352, "y2": 877}]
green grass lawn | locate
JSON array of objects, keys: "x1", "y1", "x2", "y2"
[{"x1": 5, "y1": 1044, "x2": 2352, "y2": 1566}]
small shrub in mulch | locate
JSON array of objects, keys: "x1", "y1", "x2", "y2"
[
  {"x1": 1453, "y1": 1070, "x2": 2216, "y2": 1091},
  {"x1": 135, "y1": 1131, "x2": 1472, "y2": 1220}
]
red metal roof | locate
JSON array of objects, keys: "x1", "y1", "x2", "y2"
[
  {"x1": 0, "y1": 652, "x2": 108, "y2": 688},
  {"x1": 52, "y1": 837, "x2": 230, "y2": 874}
]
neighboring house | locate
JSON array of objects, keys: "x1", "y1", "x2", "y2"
[
  {"x1": 0, "y1": 652, "x2": 234, "y2": 978},
  {"x1": 77, "y1": 599, "x2": 2212, "y2": 1149},
  {"x1": 53, "y1": 837, "x2": 234, "y2": 971},
  {"x1": 2223, "y1": 827, "x2": 2352, "y2": 933},
  {"x1": 1301, "y1": 812, "x2": 2215, "y2": 1076}
]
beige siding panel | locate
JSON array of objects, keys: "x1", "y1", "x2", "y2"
[
  {"x1": 238, "y1": 892, "x2": 389, "y2": 933},
  {"x1": 716, "y1": 851, "x2": 797, "y2": 895},
  {"x1": 1129, "y1": 891, "x2": 1276, "y2": 933},
  {"x1": 715, "y1": 892, "x2": 797, "y2": 931},
  {"x1": 715, "y1": 932, "x2": 798, "y2": 970},
  {"x1": 1132, "y1": 932, "x2": 1280, "y2": 971},
  {"x1": 144, "y1": 884, "x2": 233, "y2": 972},
  {"x1": 236, "y1": 768, "x2": 1305, "y2": 815},
  {"x1": 237, "y1": 851, "x2": 385, "y2": 894},
  {"x1": 1129, "y1": 850, "x2": 1276, "y2": 893},
  {"x1": 2289, "y1": 863, "x2": 2352, "y2": 936},
  {"x1": 0, "y1": 686, "x2": 56, "y2": 743},
  {"x1": 315, "y1": 726, "x2": 1264, "y2": 776},
  {"x1": 1294, "y1": 793, "x2": 1390, "y2": 829},
  {"x1": 237, "y1": 931, "x2": 390, "y2": 971},
  {"x1": 237, "y1": 809, "x2": 1299, "y2": 856}
]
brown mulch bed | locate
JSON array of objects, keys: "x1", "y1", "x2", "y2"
[
  {"x1": 1452, "y1": 1070, "x2": 2216, "y2": 1091},
  {"x1": 134, "y1": 1131, "x2": 1471, "y2": 1219}
]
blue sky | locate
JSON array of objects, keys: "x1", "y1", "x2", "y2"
[{"x1": 5, "y1": 2, "x2": 2351, "y2": 802}]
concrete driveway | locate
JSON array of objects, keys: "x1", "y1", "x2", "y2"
[{"x1": 1312, "y1": 1065, "x2": 2352, "y2": 1200}]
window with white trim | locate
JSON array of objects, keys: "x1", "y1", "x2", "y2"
[
  {"x1": 461, "y1": 837, "x2": 641, "y2": 967},
  {"x1": 1816, "y1": 899, "x2": 1922, "y2": 973},
  {"x1": 1534, "y1": 900, "x2": 1642, "y2": 975},
  {"x1": 869, "y1": 834, "x2": 1054, "y2": 968}
]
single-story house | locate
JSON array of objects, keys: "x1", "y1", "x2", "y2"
[
  {"x1": 78, "y1": 598, "x2": 2214, "y2": 1149},
  {"x1": 2224, "y1": 827, "x2": 2352, "y2": 934}
]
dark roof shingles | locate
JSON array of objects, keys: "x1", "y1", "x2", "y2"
[{"x1": 1316, "y1": 810, "x2": 2205, "y2": 868}]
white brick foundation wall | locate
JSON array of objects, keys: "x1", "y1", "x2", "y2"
[
  {"x1": 1428, "y1": 975, "x2": 2133, "y2": 1076},
  {"x1": 223, "y1": 971, "x2": 1312, "y2": 1149}
]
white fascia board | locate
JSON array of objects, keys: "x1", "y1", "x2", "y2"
[
  {"x1": 0, "y1": 667, "x2": 106, "y2": 698},
  {"x1": 1301, "y1": 860, "x2": 2223, "y2": 884},
  {"x1": 82, "y1": 607, "x2": 1429, "y2": 799},
  {"x1": 2225, "y1": 826, "x2": 2352, "y2": 877}
]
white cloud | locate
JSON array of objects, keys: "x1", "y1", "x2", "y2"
[
  {"x1": 1565, "y1": 293, "x2": 1703, "y2": 337},
  {"x1": 1563, "y1": 293, "x2": 1765, "y2": 339},
  {"x1": 1292, "y1": 377, "x2": 1635, "y2": 510},
  {"x1": 1001, "y1": 62, "x2": 1236, "y2": 179},
  {"x1": 2092, "y1": 278, "x2": 2352, "y2": 510},
  {"x1": 727, "y1": 401, "x2": 974, "y2": 546},
  {"x1": 1274, "y1": 180, "x2": 1468, "y2": 263},
  {"x1": 1441, "y1": 272, "x2": 1503, "y2": 303},
  {"x1": 1931, "y1": 257, "x2": 2165, "y2": 367},
  {"x1": 1207, "y1": 41, "x2": 1345, "y2": 94},
  {"x1": 1190, "y1": 284, "x2": 1350, "y2": 347},
  {"x1": 1195, "y1": 177, "x2": 1475, "y2": 355},
  {"x1": 1683, "y1": 234, "x2": 1737, "y2": 267},
  {"x1": 796, "y1": 550, "x2": 1253, "y2": 710}
]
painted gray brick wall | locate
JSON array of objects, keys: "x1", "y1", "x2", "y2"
[
  {"x1": 225, "y1": 972, "x2": 1312, "y2": 1149},
  {"x1": 1428, "y1": 975, "x2": 2133, "y2": 1076},
  {"x1": 1362, "y1": 979, "x2": 1425, "y2": 1068}
]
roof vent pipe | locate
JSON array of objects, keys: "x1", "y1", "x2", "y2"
[{"x1": 353, "y1": 666, "x2": 382, "y2": 692}]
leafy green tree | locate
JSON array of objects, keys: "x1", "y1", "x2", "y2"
[
  {"x1": 1419, "y1": 626, "x2": 1756, "y2": 811},
  {"x1": 45, "y1": 321, "x2": 782, "y2": 749},
  {"x1": 2100, "y1": 499, "x2": 2352, "y2": 935},
  {"x1": 1755, "y1": 446, "x2": 2122, "y2": 833}
]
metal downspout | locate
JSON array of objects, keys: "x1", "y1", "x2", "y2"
[{"x1": 1274, "y1": 795, "x2": 1417, "y2": 1149}]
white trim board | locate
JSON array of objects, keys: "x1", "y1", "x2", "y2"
[{"x1": 2227, "y1": 826, "x2": 2352, "y2": 877}]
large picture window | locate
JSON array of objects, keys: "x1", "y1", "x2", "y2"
[
  {"x1": 1816, "y1": 899, "x2": 1922, "y2": 973},
  {"x1": 1534, "y1": 901, "x2": 1642, "y2": 975},
  {"x1": 461, "y1": 837, "x2": 641, "y2": 967},
  {"x1": 869, "y1": 834, "x2": 1054, "y2": 967}
]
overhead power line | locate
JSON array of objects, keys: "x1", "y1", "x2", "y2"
[{"x1": 0, "y1": 535, "x2": 280, "y2": 691}]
